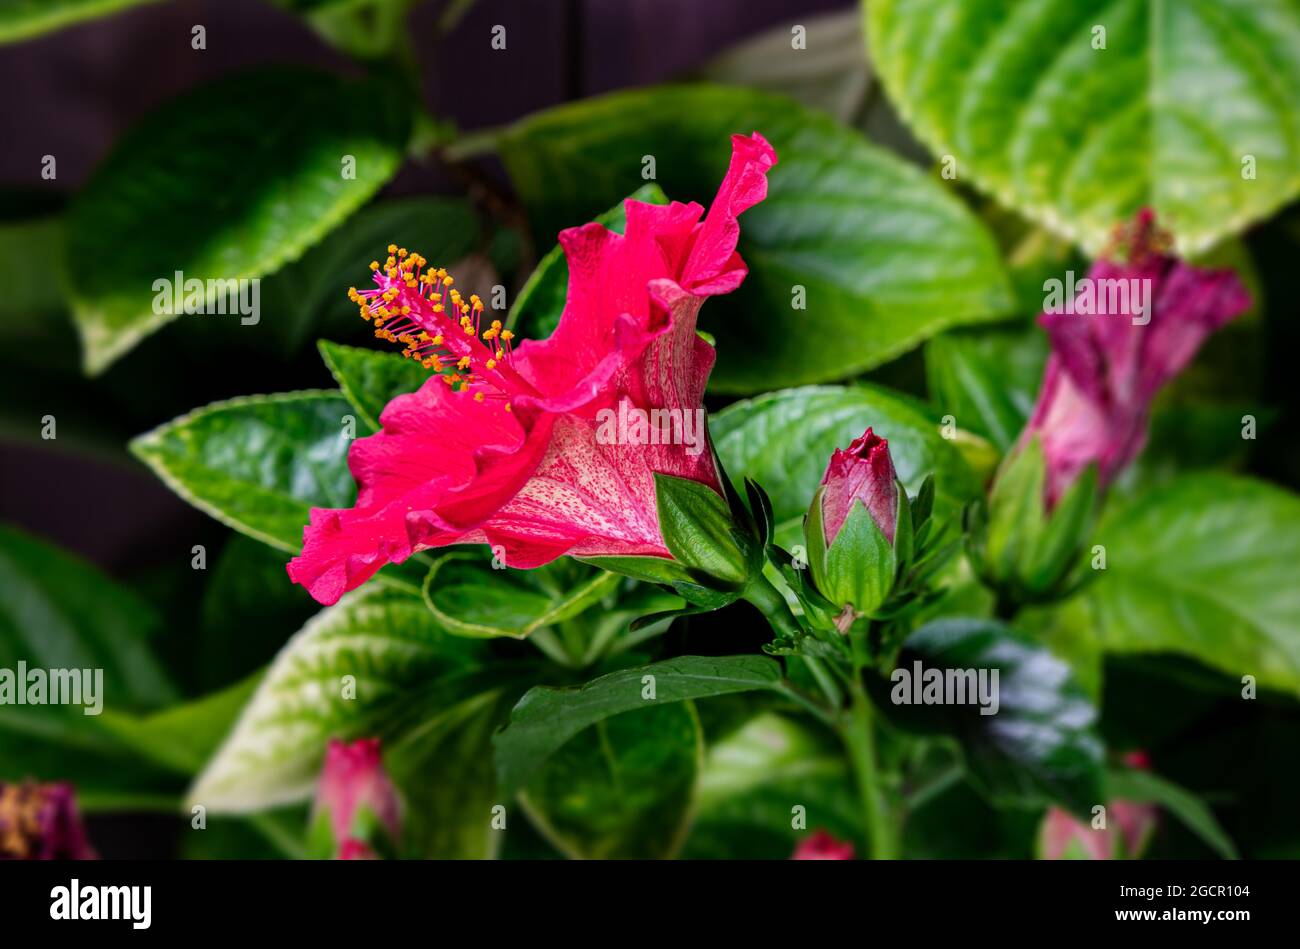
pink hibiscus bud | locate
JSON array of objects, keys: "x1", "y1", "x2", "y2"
[
  {"x1": 287, "y1": 134, "x2": 778, "y2": 607},
  {"x1": 791, "y1": 829, "x2": 855, "y2": 860},
  {"x1": 0, "y1": 781, "x2": 97, "y2": 860},
  {"x1": 311, "y1": 738, "x2": 402, "y2": 860},
  {"x1": 805, "y1": 429, "x2": 910, "y2": 625},
  {"x1": 819, "y1": 429, "x2": 899, "y2": 546},
  {"x1": 1027, "y1": 208, "x2": 1251, "y2": 508}
]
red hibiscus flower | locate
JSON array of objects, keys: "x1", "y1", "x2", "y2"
[{"x1": 288, "y1": 134, "x2": 777, "y2": 605}]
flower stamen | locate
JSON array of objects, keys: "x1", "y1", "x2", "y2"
[{"x1": 350, "y1": 251, "x2": 533, "y2": 408}]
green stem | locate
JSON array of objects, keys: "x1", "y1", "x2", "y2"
[
  {"x1": 741, "y1": 573, "x2": 803, "y2": 641},
  {"x1": 843, "y1": 630, "x2": 895, "y2": 859},
  {"x1": 844, "y1": 683, "x2": 894, "y2": 859}
]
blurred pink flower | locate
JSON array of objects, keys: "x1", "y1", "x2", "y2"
[
  {"x1": 1038, "y1": 751, "x2": 1158, "y2": 860},
  {"x1": 1026, "y1": 209, "x2": 1250, "y2": 507},
  {"x1": 0, "y1": 781, "x2": 96, "y2": 860},
  {"x1": 288, "y1": 134, "x2": 778, "y2": 605},
  {"x1": 819, "y1": 428, "x2": 898, "y2": 545},
  {"x1": 313, "y1": 738, "x2": 401, "y2": 859},
  {"x1": 792, "y1": 829, "x2": 855, "y2": 860}
]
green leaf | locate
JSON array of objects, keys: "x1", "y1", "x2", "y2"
[
  {"x1": 0, "y1": 524, "x2": 175, "y2": 710},
  {"x1": 68, "y1": 68, "x2": 410, "y2": 373},
  {"x1": 710, "y1": 384, "x2": 979, "y2": 530},
  {"x1": 100, "y1": 673, "x2": 264, "y2": 777},
  {"x1": 681, "y1": 712, "x2": 862, "y2": 858},
  {"x1": 520, "y1": 702, "x2": 702, "y2": 859},
  {"x1": 873, "y1": 617, "x2": 1104, "y2": 814},
  {"x1": 0, "y1": 0, "x2": 164, "y2": 44},
  {"x1": 385, "y1": 689, "x2": 512, "y2": 859},
  {"x1": 1087, "y1": 473, "x2": 1300, "y2": 696},
  {"x1": 493, "y1": 655, "x2": 783, "y2": 795},
  {"x1": 926, "y1": 325, "x2": 1047, "y2": 453},
  {"x1": 420, "y1": 552, "x2": 620, "y2": 639},
  {"x1": 0, "y1": 526, "x2": 181, "y2": 802},
  {"x1": 318, "y1": 340, "x2": 429, "y2": 433},
  {"x1": 868, "y1": 0, "x2": 1300, "y2": 255},
  {"x1": 473, "y1": 84, "x2": 1012, "y2": 391},
  {"x1": 1105, "y1": 766, "x2": 1238, "y2": 860},
  {"x1": 187, "y1": 584, "x2": 494, "y2": 812},
  {"x1": 508, "y1": 184, "x2": 667, "y2": 341},
  {"x1": 130, "y1": 390, "x2": 355, "y2": 553}
]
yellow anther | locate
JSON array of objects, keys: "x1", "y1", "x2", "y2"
[
  {"x1": 501, "y1": 330, "x2": 514, "y2": 342},
  {"x1": 474, "y1": 392, "x2": 485, "y2": 402},
  {"x1": 369, "y1": 261, "x2": 380, "y2": 271},
  {"x1": 457, "y1": 356, "x2": 471, "y2": 370},
  {"x1": 387, "y1": 244, "x2": 397, "y2": 254}
]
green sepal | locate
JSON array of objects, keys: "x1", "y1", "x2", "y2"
[
  {"x1": 653, "y1": 472, "x2": 754, "y2": 588},
  {"x1": 821, "y1": 501, "x2": 897, "y2": 616}
]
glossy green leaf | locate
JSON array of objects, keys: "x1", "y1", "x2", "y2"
[
  {"x1": 68, "y1": 68, "x2": 410, "y2": 373},
  {"x1": 421, "y1": 552, "x2": 620, "y2": 639},
  {"x1": 873, "y1": 617, "x2": 1105, "y2": 815},
  {"x1": 710, "y1": 384, "x2": 979, "y2": 530},
  {"x1": 472, "y1": 84, "x2": 1012, "y2": 391},
  {"x1": 868, "y1": 0, "x2": 1300, "y2": 255},
  {"x1": 318, "y1": 340, "x2": 429, "y2": 432},
  {"x1": 187, "y1": 585, "x2": 495, "y2": 812},
  {"x1": 520, "y1": 702, "x2": 702, "y2": 859},
  {"x1": 1087, "y1": 474, "x2": 1300, "y2": 696},
  {"x1": 130, "y1": 390, "x2": 356, "y2": 553},
  {"x1": 508, "y1": 184, "x2": 666, "y2": 342},
  {"x1": 0, "y1": 0, "x2": 163, "y2": 43},
  {"x1": 494, "y1": 655, "x2": 783, "y2": 795}
]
